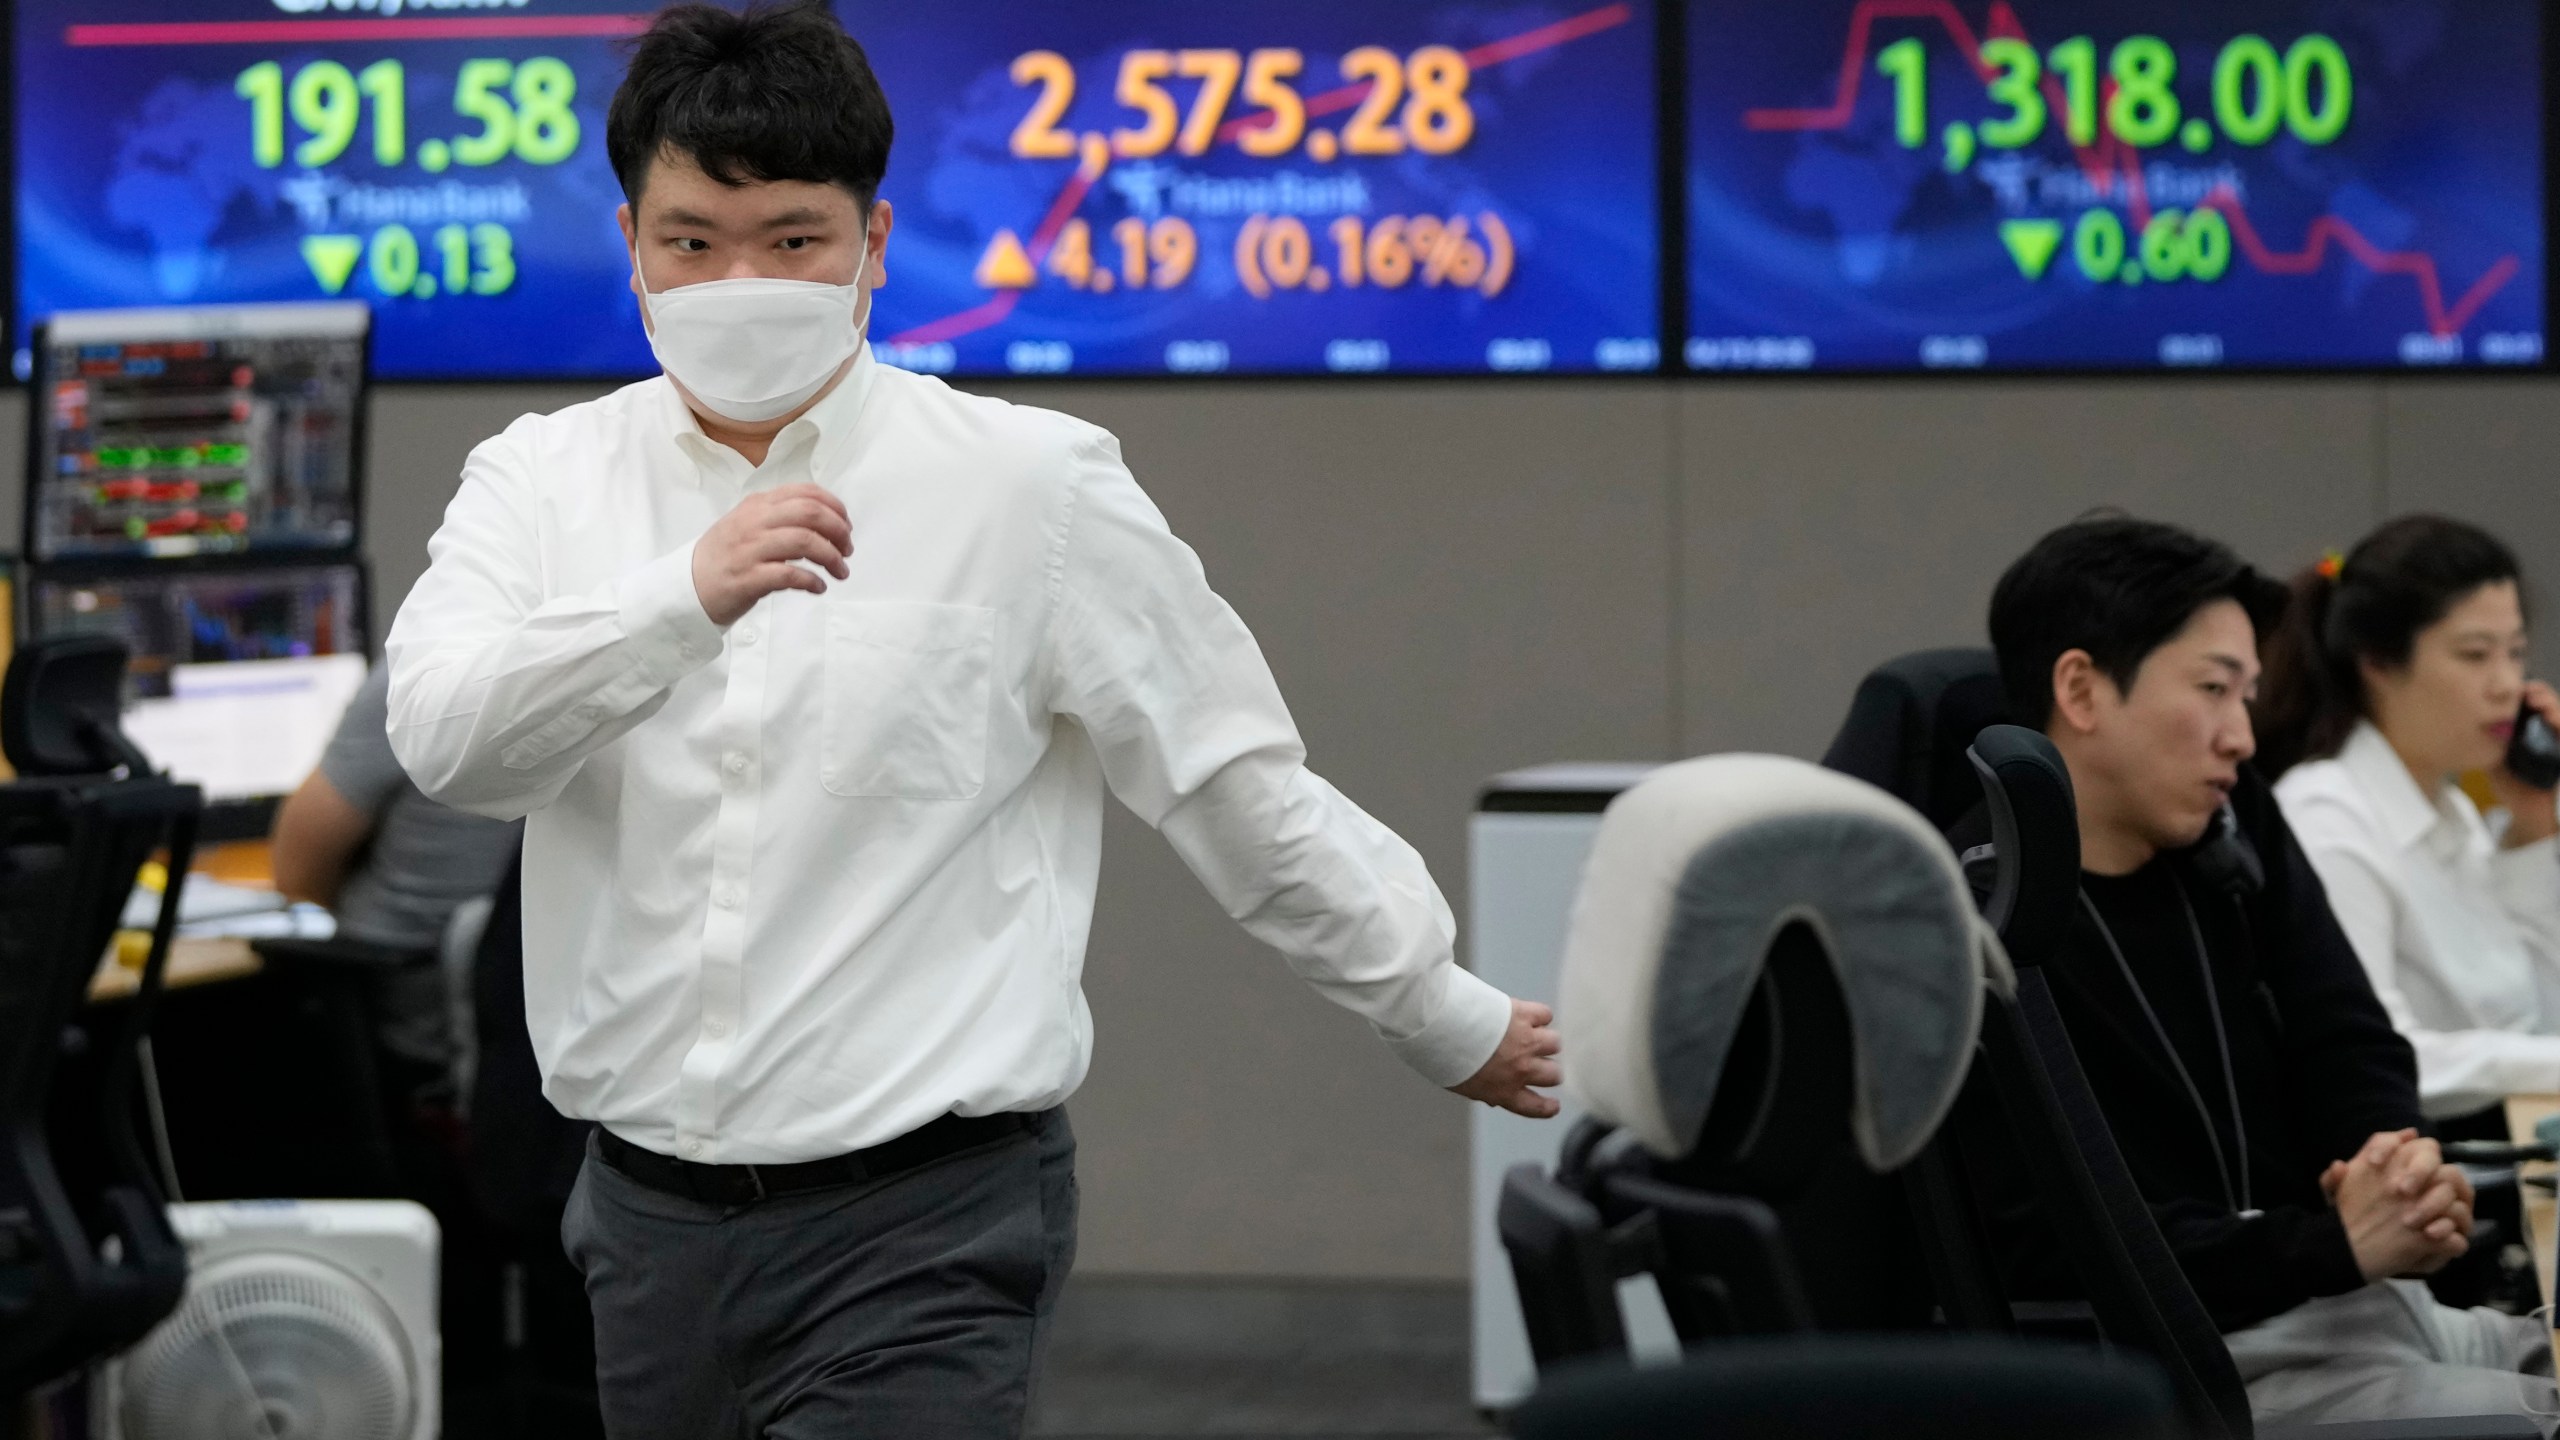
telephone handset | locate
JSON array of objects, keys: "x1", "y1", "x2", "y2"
[{"x1": 2187, "y1": 801, "x2": 2264, "y2": 898}]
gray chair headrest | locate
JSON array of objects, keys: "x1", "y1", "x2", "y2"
[{"x1": 1558, "y1": 755, "x2": 2007, "y2": 1167}]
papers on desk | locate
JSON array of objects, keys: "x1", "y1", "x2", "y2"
[{"x1": 121, "y1": 872, "x2": 335, "y2": 940}]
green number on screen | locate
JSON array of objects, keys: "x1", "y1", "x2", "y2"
[
  {"x1": 290, "y1": 61, "x2": 361, "y2": 168},
  {"x1": 2286, "y1": 36, "x2": 2352, "y2": 144},
  {"x1": 357, "y1": 59, "x2": 407, "y2": 165},
  {"x1": 1877, "y1": 38, "x2": 1928, "y2": 149},
  {"x1": 470, "y1": 223, "x2": 518, "y2": 295},
  {"x1": 2108, "y1": 36, "x2": 2180, "y2": 148},
  {"x1": 510, "y1": 57, "x2": 580, "y2": 165},
  {"x1": 436, "y1": 223, "x2": 472, "y2": 293},
  {"x1": 369, "y1": 224, "x2": 420, "y2": 296},
  {"x1": 2074, "y1": 209, "x2": 2125, "y2": 281},
  {"x1": 237, "y1": 61, "x2": 286, "y2": 168},
  {"x1": 1979, "y1": 39, "x2": 2046, "y2": 149},
  {"x1": 2213, "y1": 36, "x2": 2283, "y2": 146},
  {"x1": 2046, "y1": 37, "x2": 2099, "y2": 147},
  {"x1": 2184, "y1": 208, "x2": 2233, "y2": 281},
  {"x1": 452, "y1": 59, "x2": 516, "y2": 166}
]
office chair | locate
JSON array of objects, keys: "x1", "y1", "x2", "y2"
[
  {"x1": 0, "y1": 639, "x2": 199, "y2": 1394},
  {"x1": 1824, "y1": 649, "x2": 2539, "y2": 1440},
  {"x1": 1496, "y1": 755, "x2": 2139, "y2": 1433}
]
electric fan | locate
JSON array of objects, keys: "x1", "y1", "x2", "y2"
[{"x1": 97, "y1": 1200, "x2": 439, "y2": 1440}]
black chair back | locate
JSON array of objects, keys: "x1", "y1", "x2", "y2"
[
  {"x1": 1821, "y1": 647, "x2": 2009, "y2": 830},
  {"x1": 1965, "y1": 727, "x2": 2252, "y2": 1440},
  {"x1": 1, "y1": 637, "x2": 154, "y2": 779},
  {"x1": 0, "y1": 643, "x2": 200, "y2": 1391}
]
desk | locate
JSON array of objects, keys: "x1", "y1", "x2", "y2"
[
  {"x1": 84, "y1": 840, "x2": 276, "y2": 1003},
  {"x1": 2503, "y1": 1095, "x2": 2560, "y2": 1367},
  {"x1": 87, "y1": 937, "x2": 262, "y2": 1002}
]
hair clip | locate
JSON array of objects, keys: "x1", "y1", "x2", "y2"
[{"x1": 2315, "y1": 551, "x2": 2345, "y2": 580}]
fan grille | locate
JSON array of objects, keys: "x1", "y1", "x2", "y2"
[{"x1": 120, "y1": 1250, "x2": 415, "y2": 1440}]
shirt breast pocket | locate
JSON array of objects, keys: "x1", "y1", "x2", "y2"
[{"x1": 820, "y1": 601, "x2": 997, "y2": 801}]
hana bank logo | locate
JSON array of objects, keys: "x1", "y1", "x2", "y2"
[{"x1": 271, "y1": 0, "x2": 533, "y2": 12}]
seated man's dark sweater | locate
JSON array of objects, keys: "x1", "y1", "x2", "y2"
[{"x1": 1960, "y1": 773, "x2": 2424, "y2": 1332}]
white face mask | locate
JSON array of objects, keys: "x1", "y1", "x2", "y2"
[{"x1": 636, "y1": 239, "x2": 872, "y2": 424}]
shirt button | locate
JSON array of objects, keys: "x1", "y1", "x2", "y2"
[
  {"x1": 725, "y1": 753, "x2": 749, "y2": 775},
  {"x1": 683, "y1": 1139, "x2": 704, "y2": 1159},
  {"x1": 577, "y1": 703, "x2": 601, "y2": 720},
  {"x1": 705, "y1": 1015, "x2": 728, "y2": 1038},
  {"x1": 679, "y1": 642, "x2": 696, "y2": 660},
  {"x1": 715, "y1": 887, "x2": 741, "y2": 910},
  {"x1": 738, "y1": 628, "x2": 760, "y2": 647}
]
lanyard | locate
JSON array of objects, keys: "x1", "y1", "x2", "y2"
[{"x1": 2079, "y1": 878, "x2": 2260, "y2": 1219}]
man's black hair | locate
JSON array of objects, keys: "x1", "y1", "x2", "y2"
[
  {"x1": 607, "y1": 0, "x2": 893, "y2": 208},
  {"x1": 1989, "y1": 516, "x2": 2290, "y2": 729}
]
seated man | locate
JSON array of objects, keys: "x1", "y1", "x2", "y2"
[
  {"x1": 272, "y1": 662, "x2": 522, "y2": 1101},
  {"x1": 1978, "y1": 516, "x2": 2555, "y2": 1429}
]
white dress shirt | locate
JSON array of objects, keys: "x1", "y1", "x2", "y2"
[
  {"x1": 2276, "y1": 721, "x2": 2560, "y2": 1117},
  {"x1": 385, "y1": 350, "x2": 1512, "y2": 1163}
]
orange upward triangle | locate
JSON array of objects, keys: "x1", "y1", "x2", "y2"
[{"x1": 974, "y1": 230, "x2": 1036, "y2": 290}]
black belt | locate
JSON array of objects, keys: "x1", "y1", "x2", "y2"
[{"x1": 595, "y1": 1111, "x2": 1038, "y2": 1207}]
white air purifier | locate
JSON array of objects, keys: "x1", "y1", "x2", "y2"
[{"x1": 97, "y1": 1200, "x2": 440, "y2": 1440}]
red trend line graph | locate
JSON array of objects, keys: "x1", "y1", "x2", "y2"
[
  {"x1": 1740, "y1": 0, "x2": 2519, "y2": 337},
  {"x1": 2200, "y1": 190, "x2": 2522, "y2": 337},
  {"x1": 889, "y1": 4, "x2": 1636, "y2": 349}
]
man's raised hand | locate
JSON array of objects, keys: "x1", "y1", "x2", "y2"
[{"x1": 691, "y1": 483, "x2": 853, "y2": 627}]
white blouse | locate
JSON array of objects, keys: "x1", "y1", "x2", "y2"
[{"x1": 2277, "y1": 721, "x2": 2560, "y2": 1118}]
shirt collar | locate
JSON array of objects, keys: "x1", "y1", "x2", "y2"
[
  {"x1": 2338, "y1": 719, "x2": 2462, "y2": 852},
  {"x1": 660, "y1": 343, "x2": 880, "y2": 482}
]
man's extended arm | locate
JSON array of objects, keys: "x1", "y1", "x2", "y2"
[{"x1": 1040, "y1": 428, "x2": 1524, "y2": 1098}]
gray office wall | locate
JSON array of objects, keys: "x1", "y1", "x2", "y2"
[{"x1": 8, "y1": 374, "x2": 2554, "y2": 1279}]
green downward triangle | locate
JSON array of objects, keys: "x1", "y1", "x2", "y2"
[
  {"x1": 301, "y1": 235, "x2": 364, "y2": 295},
  {"x1": 2000, "y1": 220, "x2": 2064, "y2": 282}
]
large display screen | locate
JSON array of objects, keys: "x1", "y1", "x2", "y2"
[
  {"x1": 857, "y1": 2, "x2": 1660, "y2": 377},
  {"x1": 13, "y1": 0, "x2": 649, "y2": 381},
  {"x1": 1686, "y1": 0, "x2": 2548, "y2": 372},
  {"x1": 13, "y1": 1, "x2": 1662, "y2": 380}
]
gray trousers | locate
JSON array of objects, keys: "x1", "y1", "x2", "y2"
[
  {"x1": 562, "y1": 1109, "x2": 1077, "y2": 1440},
  {"x1": 2227, "y1": 1279, "x2": 2559, "y2": 1434}
]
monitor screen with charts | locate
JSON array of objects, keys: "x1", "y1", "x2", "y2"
[
  {"x1": 27, "y1": 563, "x2": 368, "y2": 804},
  {"x1": 25, "y1": 302, "x2": 367, "y2": 564}
]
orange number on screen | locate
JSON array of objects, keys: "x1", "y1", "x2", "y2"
[
  {"x1": 1009, "y1": 51, "x2": 1077, "y2": 159},
  {"x1": 1237, "y1": 49, "x2": 1306, "y2": 157},
  {"x1": 1340, "y1": 47, "x2": 1407, "y2": 155},
  {"x1": 1175, "y1": 49, "x2": 1243, "y2": 155},
  {"x1": 1113, "y1": 49, "x2": 1180, "y2": 158}
]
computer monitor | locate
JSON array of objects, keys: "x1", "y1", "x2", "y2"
[
  {"x1": 24, "y1": 303, "x2": 368, "y2": 565},
  {"x1": 24, "y1": 564, "x2": 369, "y2": 823}
]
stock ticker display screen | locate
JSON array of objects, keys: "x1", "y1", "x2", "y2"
[
  {"x1": 1684, "y1": 0, "x2": 2549, "y2": 373},
  {"x1": 856, "y1": 2, "x2": 1661, "y2": 378},
  {"x1": 13, "y1": 1, "x2": 1663, "y2": 380}
]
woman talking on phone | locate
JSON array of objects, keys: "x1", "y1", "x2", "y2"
[{"x1": 2259, "y1": 515, "x2": 2560, "y2": 1125}]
